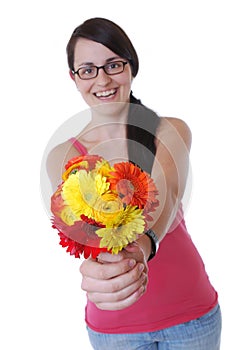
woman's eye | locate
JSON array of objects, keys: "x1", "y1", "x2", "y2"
[
  {"x1": 79, "y1": 67, "x2": 95, "y2": 77},
  {"x1": 109, "y1": 63, "x2": 119, "y2": 69},
  {"x1": 84, "y1": 68, "x2": 94, "y2": 75}
]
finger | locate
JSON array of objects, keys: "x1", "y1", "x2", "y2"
[
  {"x1": 80, "y1": 257, "x2": 137, "y2": 280},
  {"x1": 87, "y1": 272, "x2": 147, "y2": 304},
  {"x1": 97, "y1": 252, "x2": 125, "y2": 263},
  {"x1": 95, "y1": 284, "x2": 147, "y2": 311},
  {"x1": 81, "y1": 262, "x2": 145, "y2": 293},
  {"x1": 123, "y1": 242, "x2": 140, "y2": 253}
]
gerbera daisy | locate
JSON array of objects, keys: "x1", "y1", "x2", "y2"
[
  {"x1": 61, "y1": 169, "x2": 109, "y2": 222},
  {"x1": 52, "y1": 216, "x2": 108, "y2": 258},
  {"x1": 62, "y1": 155, "x2": 104, "y2": 181},
  {"x1": 51, "y1": 184, "x2": 65, "y2": 217},
  {"x1": 92, "y1": 192, "x2": 124, "y2": 225},
  {"x1": 57, "y1": 231, "x2": 107, "y2": 259},
  {"x1": 96, "y1": 205, "x2": 145, "y2": 254},
  {"x1": 57, "y1": 230, "x2": 84, "y2": 258},
  {"x1": 109, "y1": 162, "x2": 159, "y2": 209},
  {"x1": 95, "y1": 159, "x2": 114, "y2": 178}
]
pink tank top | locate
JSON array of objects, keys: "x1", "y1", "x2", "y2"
[{"x1": 70, "y1": 138, "x2": 218, "y2": 333}]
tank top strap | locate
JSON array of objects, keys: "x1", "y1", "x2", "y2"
[{"x1": 69, "y1": 137, "x2": 88, "y2": 155}]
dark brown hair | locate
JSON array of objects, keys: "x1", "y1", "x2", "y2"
[
  {"x1": 66, "y1": 17, "x2": 160, "y2": 174},
  {"x1": 67, "y1": 17, "x2": 139, "y2": 77}
]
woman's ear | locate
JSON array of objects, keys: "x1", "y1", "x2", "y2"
[{"x1": 69, "y1": 70, "x2": 75, "y2": 81}]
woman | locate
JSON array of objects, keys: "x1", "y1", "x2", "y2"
[{"x1": 47, "y1": 18, "x2": 221, "y2": 349}]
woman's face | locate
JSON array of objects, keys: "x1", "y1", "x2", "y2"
[{"x1": 72, "y1": 38, "x2": 133, "y2": 109}]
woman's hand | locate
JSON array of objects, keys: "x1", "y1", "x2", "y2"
[{"x1": 79, "y1": 239, "x2": 149, "y2": 311}]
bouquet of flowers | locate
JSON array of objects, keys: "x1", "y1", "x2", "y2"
[{"x1": 51, "y1": 154, "x2": 159, "y2": 259}]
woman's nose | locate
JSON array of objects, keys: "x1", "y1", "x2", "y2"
[{"x1": 95, "y1": 68, "x2": 112, "y2": 86}]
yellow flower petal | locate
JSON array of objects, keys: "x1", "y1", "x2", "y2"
[
  {"x1": 93, "y1": 194, "x2": 123, "y2": 225},
  {"x1": 95, "y1": 173, "x2": 110, "y2": 195},
  {"x1": 62, "y1": 161, "x2": 88, "y2": 181},
  {"x1": 96, "y1": 206, "x2": 145, "y2": 253},
  {"x1": 62, "y1": 170, "x2": 110, "y2": 220},
  {"x1": 60, "y1": 206, "x2": 77, "y2": 226},
  {"x1": 95, "y1": 160, "x2": 114, "y2": 177}
]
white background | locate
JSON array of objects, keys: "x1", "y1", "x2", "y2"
[{"x1": 0, "y1": 1, "x2": 233, "y2": 349}]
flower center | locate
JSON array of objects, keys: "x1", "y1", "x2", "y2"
[{"x1": 115, "y1": 179, "x2": 136, "y2": 206}]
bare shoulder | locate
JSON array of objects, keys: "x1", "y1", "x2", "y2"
[
  {"x1": 46, "y1": 140, "x2": 81, "y2": 190},
  {"x1": 47, "y1": 140, "x2": 79, "y2": 165},
  {"x1": 157, "y1": 117, "x2": 192, "y2": 150}
]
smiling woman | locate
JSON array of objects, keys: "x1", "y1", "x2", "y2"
[{"x1": 46, "y1": 17, "x2": 222, "y2": 350}]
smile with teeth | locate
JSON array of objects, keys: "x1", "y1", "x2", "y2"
[{"x1": 95, "y1": 89, "x2": 117, "y2": 98}]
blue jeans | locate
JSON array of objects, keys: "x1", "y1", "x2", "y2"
[{"x1": 87, "y1": 304, "x2": 221, "y2": 350}]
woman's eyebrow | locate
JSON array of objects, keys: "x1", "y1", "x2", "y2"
[
  {"x1": 78, "y1": 56, "x2": 121, "y2": 67},
  {"x1": 105, "y1": 56, "x2": 121, "y2": 62},
  {"x1": 77, "y1": 61, "x2": 93, "y2": 67}
]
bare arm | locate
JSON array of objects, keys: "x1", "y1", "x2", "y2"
[{"x1": 148, "y1": 117, "x2": 192, "y2": 240}]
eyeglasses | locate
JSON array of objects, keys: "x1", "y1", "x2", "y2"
[{"x1": 72, "y1": 61, "x2": 128, "y2": 80}]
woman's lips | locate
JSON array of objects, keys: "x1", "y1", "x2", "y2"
[{"x1": 94, "y1": 88, "x2": 117, "y2": 99}]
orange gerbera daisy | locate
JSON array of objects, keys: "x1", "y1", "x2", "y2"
[
  {"x1": 109, "y1": 162, "x2": 159, "y2": 209},
  {"x1": 62, "y1": 155, "x2": 103, "y2": 181}
]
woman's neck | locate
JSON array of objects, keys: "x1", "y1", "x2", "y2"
[
  {"x1": 77, "y1": 101, "x2": 131, "y2": 150},
  {"x1": 83, "y1": 119, "x2": 127, "y2": 141},
  {"x1": 90, "y1": 101, "x2": 130, "y2": 125}
]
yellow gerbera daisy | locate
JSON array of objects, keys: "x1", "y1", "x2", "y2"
[
  {"x1": 93, "y1": 192, "x2": 124, "y2": 225},
  {"x1": 96, "y1": 206, "x2": 145, "y2": 254},
  {"x1": 95, "y1": 159, "x2": 114, "y2": 178},
  {"x1": 62, "y1": 170, "x2": 110, "y2": 222}
]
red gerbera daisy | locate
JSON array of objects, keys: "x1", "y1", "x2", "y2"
[
  {"x1": 57, "y1": 230, "x2": 84, "y2": 258},
  {"x1": 57, "y1": 230, "x2": 107, "y2": 259},
  {"x1": 51, "y1": 216, "x2": 108, "y2": 259}
]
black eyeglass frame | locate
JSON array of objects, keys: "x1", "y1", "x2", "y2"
[{"x1": 72, "y1": 61, "x2": 128, "y2": 80}]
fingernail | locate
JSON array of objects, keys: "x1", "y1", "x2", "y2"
[
  {"x1": 139, "y1": 264, "x2": 144, "y2": 272},
  {"x1": 129, "y1": 259, "x2": 136, "y2": 267}
]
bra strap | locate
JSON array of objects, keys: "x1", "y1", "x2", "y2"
[{"x1": 69, "y1": 137, "x2": 88, "y2": 155}]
